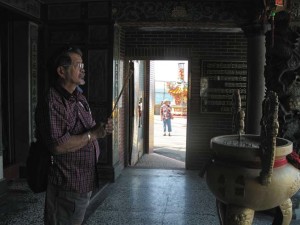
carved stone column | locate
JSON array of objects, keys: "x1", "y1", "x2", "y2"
[{"x1": 242, "y1": 24, "x2": 270, "y2": 134}]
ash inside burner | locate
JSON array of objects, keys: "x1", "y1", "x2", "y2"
[{"x1": 222, "y1": 138, "x2": 260, "y2": 148}]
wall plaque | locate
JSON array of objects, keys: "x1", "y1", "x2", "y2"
[{"x1": 200, "y1": 60, "x2": 247, "y2": 114}]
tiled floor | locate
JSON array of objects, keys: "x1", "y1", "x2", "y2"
[
  {"x1": 0, "y1": 168, "x2": 299, "y2": 225},
  {"x1": 84, "y1": 168, "x2": 276, "y2": 225},
  {"x1": 153, "y1": 115, "x2": 187, "y2": 163},
  {"x1": 0, "y1": 179, "x2": 45, "y2": 225}
]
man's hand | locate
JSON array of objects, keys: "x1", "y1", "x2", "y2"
[
  {"x1": 90, "y1": 118, "x2": 113, "y2": 139},
  {"x1": 52, "y1": 119, "x2": 114, "y2": 154},
  {"x1": 104, "y1": 118, "x2": 113, "y2": 134}
]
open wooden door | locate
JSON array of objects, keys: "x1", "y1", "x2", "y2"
[{"x1": 129, "y1": 60, "x2": 145, "y2": 166}]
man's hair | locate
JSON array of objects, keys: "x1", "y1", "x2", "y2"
[
  {"x1": 54, "y1": 46, "x2": 83, "y2": 69},
  {"x1": 48, "y1": 46, "x2": 83, "y2": 83}
]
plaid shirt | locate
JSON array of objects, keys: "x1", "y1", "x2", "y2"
[
  {"x1": 160, "y1": 104, "x2": 172, "y2": 120},
  {"x1": 35, "y1": 84, "x2": 100, "y2": 193}
]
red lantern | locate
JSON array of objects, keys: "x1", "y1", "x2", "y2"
[{"x1": 275, "y1": 0, "x2": 284, "y2": 6}]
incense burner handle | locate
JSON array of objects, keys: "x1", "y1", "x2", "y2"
[{"x1": 259, "y1": 91, "x2": 279, "y2": 185}]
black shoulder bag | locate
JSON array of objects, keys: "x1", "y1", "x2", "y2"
[{"x1": 26, "y1": 141, "x2": 51, "y2": 193}]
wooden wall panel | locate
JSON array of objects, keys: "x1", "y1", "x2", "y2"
[
  {"x1": 44, "y1": 1, "x2": 115, "y2": 178},
  {"x1": 88, "y1": 25, "x2": 109, "y2": 44},
  {"x1": 48, "y1": 4, "x2": 81, "y2": 20},
  {"x1": 88, "y1": 2, "x2": 110, "y2": 19},
  {"x1": 87, "y1": 49, "x2": 108, "y2": 103}
]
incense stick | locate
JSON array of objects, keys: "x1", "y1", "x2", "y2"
[{"x1": 110, "y1": 64, "x2": 134, "y2": 118}]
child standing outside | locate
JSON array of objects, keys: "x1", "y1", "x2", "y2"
[{"x1": 160, "y1": 99, "x2": 173, "y2": 136}]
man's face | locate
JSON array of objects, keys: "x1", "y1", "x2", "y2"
[{"x1": 64, "y1": 52, "x2": 85, "y2": 86}]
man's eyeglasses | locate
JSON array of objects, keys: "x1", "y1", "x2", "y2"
[{"x1": 62, "y1": 62, "x2": 84, "y2": 70}]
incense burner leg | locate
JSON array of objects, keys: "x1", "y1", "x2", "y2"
[
  {"x1": 280, "y1": 198, "x2": 292, "y2": 225},
  {"x1": 226, "y1": 205, "x2": 254, "y2": 225},
  {"x1": 216, "y1": 199, "x2": 226, "y2": 225},
  {"x1": 272, "y1": 199, "x2": 292, "y2": 225}
]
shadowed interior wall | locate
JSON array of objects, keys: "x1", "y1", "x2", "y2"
[{"x1": 124, "y1": 29, "x2": 247, "y2": 169}]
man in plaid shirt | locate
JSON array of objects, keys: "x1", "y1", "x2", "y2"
[{"x1": 35, "y1": 47, "x2": 113, "y2": 225}]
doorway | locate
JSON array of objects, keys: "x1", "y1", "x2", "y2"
[{"x1": 134, "y1": 60, "x2": 188, "y2": 169}]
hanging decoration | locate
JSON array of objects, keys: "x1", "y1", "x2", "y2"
[
  {"x1": 166, "y1": 63, "x2": 188, "y2": 105},
  {"x1": 178, "y1": 63, "x2": 185, "y2": 81},
  {"x1": 275, "y1": 0, "x2": 284, "y2": 6},
  {"x1": 263, "y1": 0, "x2": 286, "y2": 47}
]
